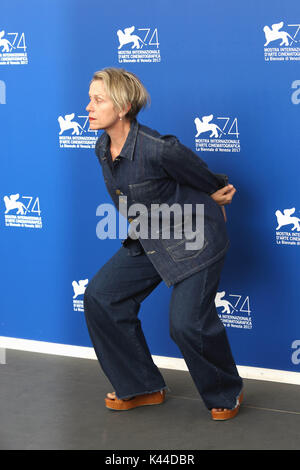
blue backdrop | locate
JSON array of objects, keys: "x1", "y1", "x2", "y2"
[{"x1": 1, "y1": 0, "x2": 300, "y2": 372}]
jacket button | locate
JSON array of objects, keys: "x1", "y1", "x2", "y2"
[
  {"x1": 128, "y1": 218, "x2": 133, "y2": 223},
  {"x1": 115, "y1": 189, "x2": 121, "y2": 195}
]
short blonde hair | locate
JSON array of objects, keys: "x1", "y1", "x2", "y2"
[{"x1": 91, "y1": 67, "x2": 150, "y2": 120}]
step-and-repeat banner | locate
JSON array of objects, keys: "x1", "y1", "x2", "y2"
[{"x1": 1, "y1": 0, "x2": 300, "y2": 372}]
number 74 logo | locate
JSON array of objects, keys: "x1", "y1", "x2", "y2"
[
  {"x1": 0, "y1": 32, "x2": 27, "y2": 52},
  {"x1": 215, "y1": 292, "x2": 251, "y2": 315},
  {"x1": 21, "y1": 196, "x2": 41, "y2": 215}
]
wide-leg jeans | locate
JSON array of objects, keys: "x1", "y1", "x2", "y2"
[{"x1": 83, "y1": 244, "x2": 243, "y2": 410}]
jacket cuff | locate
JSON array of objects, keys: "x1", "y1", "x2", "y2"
[{"x1": 214, "y1": 173, "x2": 229, "y2": 188}]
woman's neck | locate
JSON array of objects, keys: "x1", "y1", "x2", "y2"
[{"x1": 106, "y1": 119, "x2": 131, "y2": 159}]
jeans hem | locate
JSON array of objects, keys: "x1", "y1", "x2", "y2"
[
  {"x1": 231, "y1": 384, "x2": 244, "y2": 410},
  {"x1": 117, "y1": 385, "x2": 169, "y2": 400},
  {"x1": 208, "y1": 383, "x2": 244, "y2": 411}
]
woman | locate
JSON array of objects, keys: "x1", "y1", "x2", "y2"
[{"x1": 84, "y1": 67, "x2": 243, "y2": 420}]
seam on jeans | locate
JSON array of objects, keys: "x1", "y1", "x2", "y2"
[
  {"x1": 201, "y1": 264, "x2": 223, "y2": 406},
  {"x1": 112, "y1": 289, "x2": 165, "y2": 398},
  {"x1": 128, "y1": 322, "x2": 148, "y2": 387},
  {"x1": 127, "y1": 297, "x2": 161, "y2": 392},
  {"x1": 87, "y1": 291, "x2": 165, "y2": 399},
  {"x1": 196, "y1": 266, "x2": 209, "y2": 358},
  {"x1": 197, "y1": 261, "x2": 234, "y2": 410},
  {"x1": 83, "y1": 294, "x2": 120, "y2": 389}
]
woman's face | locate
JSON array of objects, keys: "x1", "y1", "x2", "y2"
[{"x1": 86, "y1": 79, "x2": 121, "y2": 131}]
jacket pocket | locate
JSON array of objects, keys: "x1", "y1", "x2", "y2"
[
  {"x1": 164, "y1": 231, "x2": 208, "y2": 262},
  {"x1": 129, "y1": 179, "x2": 163, "y2": 204}
]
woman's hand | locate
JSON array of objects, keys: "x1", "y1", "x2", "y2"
[
  {"x1": 211, "y1": 185, "x2": 236, "y2": 222},
  {"x1": 210, "y1": 184, "x2": 236, "y2": 206}
]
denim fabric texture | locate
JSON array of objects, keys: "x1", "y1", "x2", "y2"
[
  {"x1": 84, "y1": 246, "x2": 243, "y2": 409},
  {"x1": 84, "y1": 118, "x2": 243, "y2": 410},
  {"x1": 94, "y1": 119, "x2": 230, "y2": 287}
]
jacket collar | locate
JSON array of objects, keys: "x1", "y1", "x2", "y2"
[{"x1": 96, "y1": 119, "x2": 139, "y2": 161}]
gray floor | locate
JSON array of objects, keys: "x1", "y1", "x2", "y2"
[{"x1": 1, "y1": 349, "x2": 300, "y2": 450}]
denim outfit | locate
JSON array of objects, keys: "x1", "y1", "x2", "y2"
[
  {"x1": 93, "y1": 119, "x2": 230, "y2": 287},
  {"x1": 84, "y1": 119, "x2": 243, "y2": 410}
]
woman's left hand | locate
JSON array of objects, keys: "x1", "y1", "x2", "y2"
[{"x1": 210, "y1": 184, "x2": 236, "y2": 205}]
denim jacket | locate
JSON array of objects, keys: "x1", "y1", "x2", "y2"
[{"x1": 94, "y1": 119, "x2": 230, "y2": 287}]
